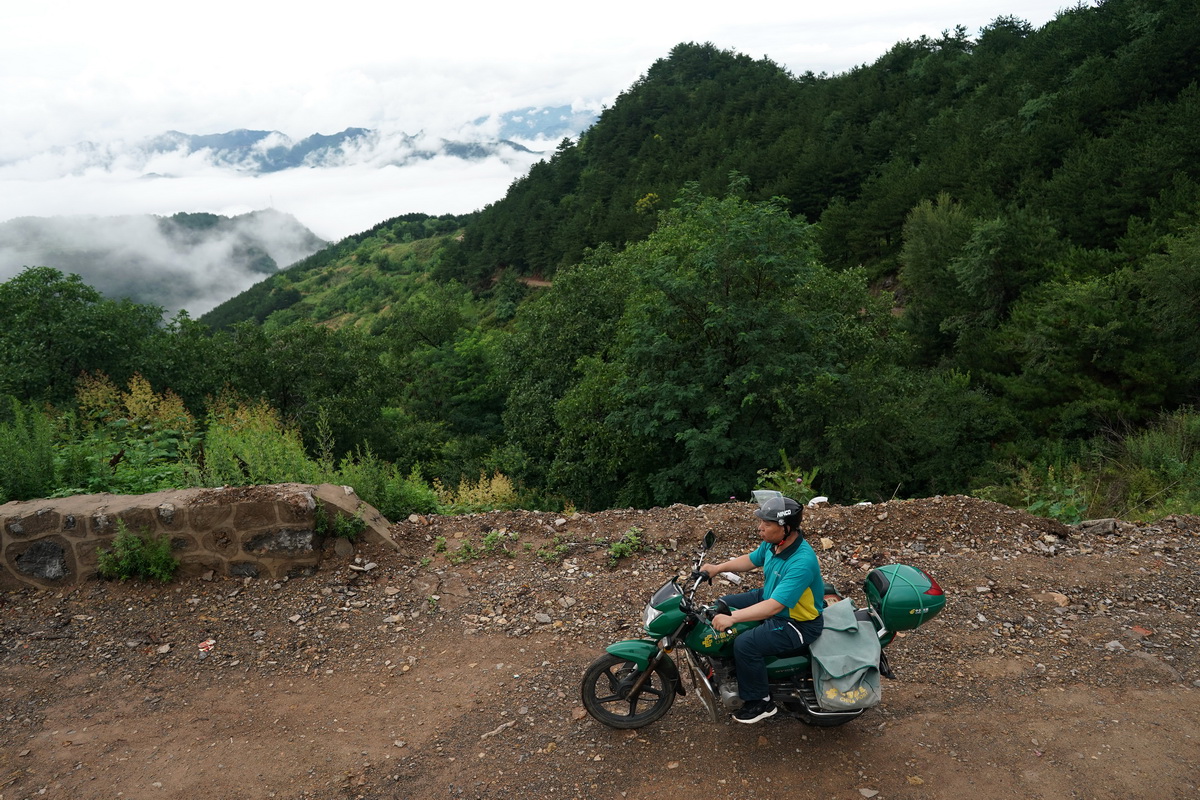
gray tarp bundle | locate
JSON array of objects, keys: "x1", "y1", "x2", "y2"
[{"x1": 809, "y1": 598, "x2": 883, "y2": 710}]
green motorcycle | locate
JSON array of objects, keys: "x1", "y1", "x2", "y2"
[{"x1": 581, "y1": 531, "x2": 945, "y2": 729}]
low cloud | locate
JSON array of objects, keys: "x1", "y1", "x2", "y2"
[
  {"x1": 0, "y1": 119, "x2": 564, "y2": 251},
  {"x1": 0, "y1": 210, "x2": 327, "y2": 317},
  {"x1": 0, "y1": 107, "x2": 592, "y2": 317}
]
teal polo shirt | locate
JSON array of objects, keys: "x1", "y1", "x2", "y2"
[{"x1": 749, "y1": 536, "x2": 824, "y2": 622}]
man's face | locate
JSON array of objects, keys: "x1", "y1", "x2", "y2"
[{"x1": 757, "y1": 518, "x2": 788, "y2": 544}]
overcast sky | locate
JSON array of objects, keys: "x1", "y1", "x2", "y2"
[{"x1": 2, "y1": 0, "x2": 1075, "y2": 240}]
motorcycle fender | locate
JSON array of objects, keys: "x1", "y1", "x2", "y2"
[
  {"x1": 604, "y1": 639, "x2": 659, "y2": 669},
  {"x1": 604, "y1": 640, "x2": 684, "y2": 695}
]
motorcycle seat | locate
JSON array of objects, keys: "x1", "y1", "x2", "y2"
[{"x1": 765, "y1": 653, "x2": 810, "y2": 676}]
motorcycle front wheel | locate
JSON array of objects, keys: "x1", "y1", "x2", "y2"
[{"x1": 581, "y1": 652, "x2": 676, "y2": 729}]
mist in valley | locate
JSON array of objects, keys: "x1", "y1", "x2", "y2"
[{"x1": 0, "y1": 210, "x2": 327, "y2": 317}]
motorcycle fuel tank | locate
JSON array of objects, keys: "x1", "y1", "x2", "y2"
[{"x1": 683, "y1": 621, "x2": 740, "y2": 656}]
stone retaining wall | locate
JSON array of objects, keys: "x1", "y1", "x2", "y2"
[{"x1": 0, "y1": 483, "x2": 397, "y2": 590}]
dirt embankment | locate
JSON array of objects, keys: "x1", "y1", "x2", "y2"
[{"x1": 1, "y1": 496, "x2": 1197, "y2": 799}]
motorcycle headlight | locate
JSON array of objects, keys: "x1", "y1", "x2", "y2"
[
  {"x1": 642, "y1": 580, "x2": 682, "y2": 631},
  {"x1": 642, "y1": 602, "x2": 663, "y2": 630}
]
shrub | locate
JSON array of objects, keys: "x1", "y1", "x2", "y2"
[
  {"x1": 96, "y1": 521, "x2": 179, "y2": 583},
  {"x1": 0, "y1": 399, "x2": 57, "y2": 503},
  {"x1": 433, "y1": 471, "x2": 518, "y2": 513},
  {"x1": 1099, "y1": 408, "x2": 1200, "y2": 520},
  {"x1": 62, "y1": 373, "x2": 198, "y2": 496},
  {"x1": 195, "y1": 396, "x2": 317, "y2": 486},
  {"x1": 607, "y1": 526, "x2": 644, "y2": 566},
  {"x1": 332, "y1": 449, "x2": 439, "y2": 520},
  {"x1": 977, "y1": 457, "x2": 1094, "y2": 525},
  {"x1": 314, "y1": 501, "x2": 367, "y2": 541},
  {"x1": 755, "y1": 450, "x2": 820, "y2": 504}
]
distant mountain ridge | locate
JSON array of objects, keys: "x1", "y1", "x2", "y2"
[
  {"x1": 7, "y1": 106, "x2": 599, "y2": 178},
  {"x1": 138, "y1": 128, "x2": 535, "y2": 174}
]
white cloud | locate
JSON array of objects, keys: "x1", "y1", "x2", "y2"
[
  {"x1": 0, "y1": 0, "x2": 1076, "y2": 276},
  {"x1": 1, "y1": 1, "x2": 1073, "y2": 158},
  {"x1": 0, "y1": 146, "x2": 546, "y2": 244}
]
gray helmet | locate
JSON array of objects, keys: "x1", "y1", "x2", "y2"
[{"x1": 754, "y1": 496, "x2": 803, "y2": 531}]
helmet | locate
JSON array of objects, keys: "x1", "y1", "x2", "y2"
[{"x1": 754, "y1": 496, "x2": 803, "y2": 531}]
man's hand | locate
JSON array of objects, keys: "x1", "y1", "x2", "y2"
[{"x1": 711, "y1": 613, "x2": 735, "y2": 633}]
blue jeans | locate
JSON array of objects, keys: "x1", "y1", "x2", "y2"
[{"x1": 721, "y1": 589, "x2": 824, "y2": 702}]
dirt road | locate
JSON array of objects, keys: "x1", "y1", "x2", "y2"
[{"x1": 2, "y1": 497, "x2": 1197, "y2": 799}]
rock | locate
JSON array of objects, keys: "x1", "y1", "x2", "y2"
[
  {"x1": 820, "y1": 537, "x2": 835, "y2": 550},
  {"x1": 1105, "y1": 640, "x2": 1125, "y2": 652},
  {"x1": 246, "y1": 528, "x2": 317, "y2": 554},
  {"x1": 859, "y1": 790, "x2": 879, "y2": 798},
  {"x1": 14, "y1": 540, "x2": 68, "y2": 581},
  {"x1": 1076, "y1": 518, "x2": 1118, "y2": 535},
  {"x1": 477, "y1": 724, "x2": 516, "y2": 743},
  {"x1": 1035, "y1": 591, "x2": 1070, "y2": 607},
  {"x1": 535, "y1": 613, "x2": 553, "y2": 624}
]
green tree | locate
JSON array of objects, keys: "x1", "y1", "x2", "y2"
[
  {"x1": 899, "y1": 193, "x2": 977, "y2": 363},
  {"x1": 0, "y1": 268, "x2": 163, "y2": 403},
  {"x1": 541, "y1": 186, "x2": 900, "y2": 506},
  {"x1": 219, "y1": 321, "x2": 395, "y2": 457},
  {"x1": 500, "y1": 244, "x2": 632, "y2": 491}
]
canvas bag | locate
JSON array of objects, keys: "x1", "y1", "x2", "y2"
[{"x1": 809, "y1": 598, "x2": 883, "y2": 711}]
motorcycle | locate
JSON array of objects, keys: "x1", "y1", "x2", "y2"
[{"x1": 580, "y1": 530, "x2": 945, "y2": 729}]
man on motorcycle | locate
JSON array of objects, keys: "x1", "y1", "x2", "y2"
[{"x1": 699, "y1": 495, "x2": 825, "y2": 724}]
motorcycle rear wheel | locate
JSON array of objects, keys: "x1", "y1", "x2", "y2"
[{"x1": 581, "y1": 652, "x2": 676, "y2": 729}]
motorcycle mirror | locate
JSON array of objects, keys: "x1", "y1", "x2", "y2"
[{"x1": 702, "y1": 530, "x2": 716, "y2": 551}]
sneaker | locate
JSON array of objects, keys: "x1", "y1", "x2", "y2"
[{"x1": 733, "y1": 699, "x2": 778, "y2": 724}]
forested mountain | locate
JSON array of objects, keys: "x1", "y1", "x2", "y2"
[
  {"x1": 3, "y1": 0, "x2": 1199, "y2": 520},
  {"x1": 448, "y1": 1, "x2": 1200, "y2": 281},
  {"x1": 198, "y1": 212, "x2": 476, "y2": 329}
]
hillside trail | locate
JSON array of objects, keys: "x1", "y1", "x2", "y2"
[{"x1": 2, "y1": 497, "x2": 1197, "y2": 799}]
